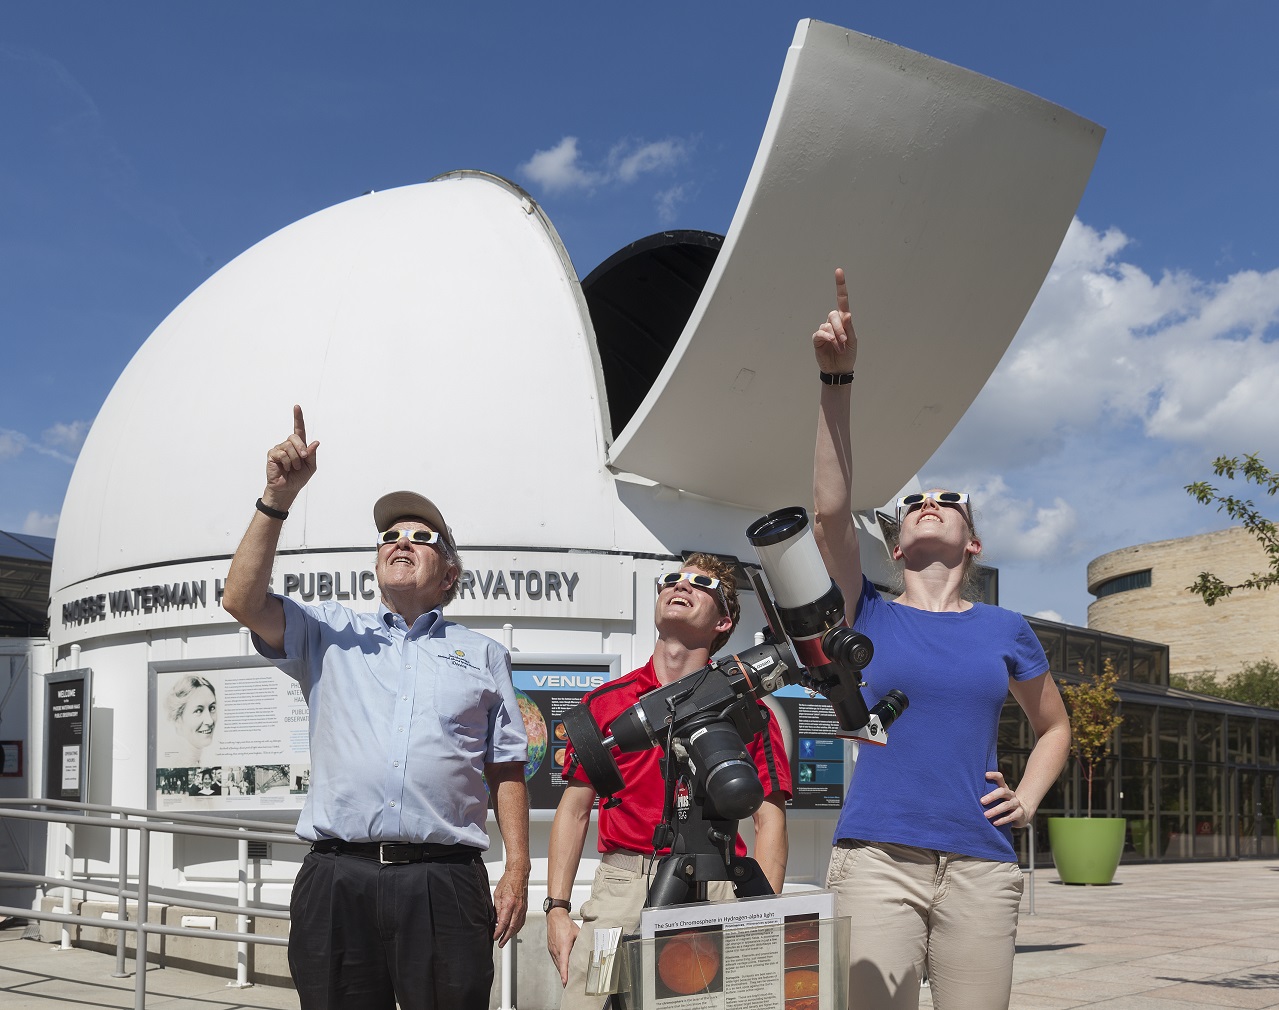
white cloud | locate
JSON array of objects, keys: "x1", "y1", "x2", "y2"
[
  {"x1": 518, "y1": 137, "x2": 600, "y2": 195},
  {"x1": 937, "y1": 218, "x2": 1279, "y2": 472},
  {"x1": 922, "y1": 216, "x2": 1279, "y2": 623},
  {"x1": 655, "y1": 184, "x2": 688, "y2": 225},
  {"x1": 0, "y1": 430, "x2": 25, "y2": 461},
  {"x1": 42, "y1": 420, "x2": 89, "y2": 454},
  {"x1": 609, "y1": 139, "x2": 687, "y2": 184},
  {"x1": 0, "y1": 422, "x2": 89, "y2": 465},
  {"x1": 22, "y1": 511, "x2": 59, "y2": 537},
  {"x1": 1032, "y1": 609, "x2": 1064, "y2": 623},
  {"x1": 518, "y1": 135, "x2": 690, "y2": 196}
]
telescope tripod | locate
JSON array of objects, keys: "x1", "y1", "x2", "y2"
[{"x1": 643, "y1": 750, "x2": 774, "y2": 908}]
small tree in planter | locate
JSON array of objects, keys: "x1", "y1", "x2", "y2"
[
  {"x1": 1061, "y1": 657, "x2": 1123, "y2": 817},
  {"x1": 1049, "y1": 658, "x2": 1126, "y2": 883}
]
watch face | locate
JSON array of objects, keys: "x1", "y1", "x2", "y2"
[{"x1": 543, "y1": 897, "x2": 554, "y2": 913}]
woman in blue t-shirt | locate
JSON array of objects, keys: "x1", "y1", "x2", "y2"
[{"x1": 811, "y1": 269, "x2": 1071, "y2": 1010}]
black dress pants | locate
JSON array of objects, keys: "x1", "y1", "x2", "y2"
[{"x1": 289, "y1": 848, "x2": 497, "y2": 1010}]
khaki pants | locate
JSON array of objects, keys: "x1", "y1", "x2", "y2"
[
  {"x1": 560, "y1": 852, "x2": 736, "y2": 1010},
  {"x1": 825, "y1": 840, "x2": 1023, "y2": 1010}
]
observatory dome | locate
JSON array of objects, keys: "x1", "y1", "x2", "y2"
[{"x1": 52, "y1": 173, "x2": 661, "y2": 598}]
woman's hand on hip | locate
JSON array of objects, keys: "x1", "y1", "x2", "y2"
[{"x1": 982, "y1": 770, "x2": 1033, "y2": 828}]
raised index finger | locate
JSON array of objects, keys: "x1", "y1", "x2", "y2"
[
  {"x1": 834, "y1": 268, "x2": 850, "y2": 317},
  {"x1": 292, "y1": 404, "x2": 306, "y2": 443}
]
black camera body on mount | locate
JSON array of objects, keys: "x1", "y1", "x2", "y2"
[{"x1": 563, "y1": 640, "x2": 800, "y2": 824}]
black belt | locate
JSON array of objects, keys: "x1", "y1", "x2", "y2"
[{"x1": 311, "y1": 839, "x2": 482, "y2": 865}]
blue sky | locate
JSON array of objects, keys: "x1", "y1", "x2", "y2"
[{"x1": 3, "y1": 2, "x2": 1277, "y2": 629}]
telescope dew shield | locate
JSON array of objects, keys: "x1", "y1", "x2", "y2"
[
  {"x1": 746, "y1": 507, "x2": 846, "y2": 669},
  {"x1": 561, "y1": 702, "x2": 625, "y2": 798}
]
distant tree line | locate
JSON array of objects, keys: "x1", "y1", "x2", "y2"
[{"x1": 1171, "y1": 659, "x2": 1279, "y2": 710}]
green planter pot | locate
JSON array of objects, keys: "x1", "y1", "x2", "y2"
[{"x1": 1048, "y1": 817, "x2": 1126, "y2": 885}]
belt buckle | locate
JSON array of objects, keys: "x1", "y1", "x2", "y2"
[{"x1": 379, "y1": 843, "x2": 412, "y2": 865}]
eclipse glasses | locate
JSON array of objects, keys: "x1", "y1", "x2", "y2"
[
  {"x1": 657, "y1": 570, "x2": 729, "y2": 612},
  {"x1": 895, "y1": 491, "x2": 971, "y2": 523},
  {"x1": 377, "y1": 528, "x2": 441, "y2": 547}
]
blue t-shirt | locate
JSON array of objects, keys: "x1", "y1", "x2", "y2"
[{"x1": 833, "y1": 577, "x2": 1049, "y2": 861}]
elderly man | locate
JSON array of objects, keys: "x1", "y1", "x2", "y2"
[
  {"x1": 222, "y1": 406, "x2": 529, "y2": 1010},
  {"x1": 545, "y1": 553, "x2": 791, "y2": 1010}
]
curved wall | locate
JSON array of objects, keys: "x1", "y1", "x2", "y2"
[{"x1": 1088, "y1": 527, "x2": 1278, "y2": 679}]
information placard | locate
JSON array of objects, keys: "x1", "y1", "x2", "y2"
[
  {"x1": 636, "y1": 891, "x2": 839, "y2": 1010},
  {"x1": 151, "y1": 659, "x2": 309, "y2": 813},
  {"x1": 767, "y1": 687, "x2": 849, "y2": 810},
  {"x1": 509, "y1": 654, "x2": 621, "y2": 811},
  {"x1": 44, "y1": 669, "x2": 91, "y2": 802},
  {"x1": 0, "y1": 740, "x2": 21, "y2": 777}
]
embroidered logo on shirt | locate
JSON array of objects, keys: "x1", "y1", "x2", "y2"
[{"x1": 439, "y1": 649, "x2": 480, "y2": 672}]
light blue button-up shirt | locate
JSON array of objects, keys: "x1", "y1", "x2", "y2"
[{"x1": 253, "y1": 595, "x2": 527, "y2": 847}]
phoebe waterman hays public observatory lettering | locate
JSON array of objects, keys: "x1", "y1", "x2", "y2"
[{"x1": 60, "y1": 565, "x2": 585, "y2": 627}]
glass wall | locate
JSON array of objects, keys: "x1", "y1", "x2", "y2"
[
  {"x1": 1131, "y1": 643, "x2": 1164, "y2": 685},
  {"x1": 1000, "y1": 618, "x2": 1279, "y2": 865}
]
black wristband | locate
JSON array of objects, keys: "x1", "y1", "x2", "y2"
[
  {"x1": 820, "y1": 370, "x2": 855, "y2": 385},
  {"x1": 255, "y1": 497, "x2": 289, "y2": 521}
]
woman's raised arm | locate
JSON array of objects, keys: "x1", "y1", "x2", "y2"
[{"x1": 812, "y1": 268, "x2": 863, "y2": 623}]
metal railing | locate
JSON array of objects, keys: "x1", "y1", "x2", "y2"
[{"x1": 0, "y1": 797, "x2": 300, "y2": 1009}]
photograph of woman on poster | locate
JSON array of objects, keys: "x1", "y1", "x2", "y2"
[
  {"x1": 188, "y1": 768, "x2": 222, "y2": 796},
  {"x1": 160, "y1": 674, "x2": 219, "y2": 767}
]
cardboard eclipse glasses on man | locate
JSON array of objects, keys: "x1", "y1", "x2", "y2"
[{"x1": 373, "y1": 491, "x2": 455, "y2": 549}]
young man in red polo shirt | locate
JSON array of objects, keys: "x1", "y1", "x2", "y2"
[{"x1": 545, "y1": 553, "x2": 791, "y2": 1009}]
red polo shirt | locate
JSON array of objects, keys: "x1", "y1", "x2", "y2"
[{"x1": 562, "y1": 658, "x2": 792, "y2": 856}]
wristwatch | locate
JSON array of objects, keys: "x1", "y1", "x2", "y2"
[{"x1": 543, "y1": 896, "x2": 572, "y2": 914}]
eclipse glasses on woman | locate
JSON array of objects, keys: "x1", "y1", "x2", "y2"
[{"x1": 895, "y1": 491, "x2": 971, "y2": 524}]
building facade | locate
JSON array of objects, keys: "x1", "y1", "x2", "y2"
[{"x1": 1088, "y1": 526, "x2": 1278, "y2": 680}]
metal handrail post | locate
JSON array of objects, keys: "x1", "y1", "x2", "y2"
[
  {"x1": 230, "y1": 830, "x2": 252, "y2": 988},
  {"x1": 113, "y1": 816, "x2": 130, "y2": 977},
  {"x1": 60, "y1": 821, "x2": 75, "y2": 949},
  {"x1": 1027, "y1": 819, "x2": 1036, "y2": 916},
  {"x1": 134, "y1": 824, "x2": 150, "y2": 1010},
  {"x1": 499, "y1": 623, "x2": 515, "y2": 1010}
]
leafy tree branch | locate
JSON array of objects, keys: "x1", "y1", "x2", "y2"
[{"x1": 1185, "y1": 453, "x2": 1279, "y2": 605}]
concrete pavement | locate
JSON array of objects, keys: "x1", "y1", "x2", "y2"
[
  {"x1": 2, "y1": 859, "x2": 1277, "y2": 1008},
  {"x1": 928, "y1": 859, "x2": 1279, "y2": 1009}
]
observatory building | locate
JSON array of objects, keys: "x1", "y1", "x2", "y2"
[{"x1": 23, "y1": 20, "x2": 1104, "y2": 998}]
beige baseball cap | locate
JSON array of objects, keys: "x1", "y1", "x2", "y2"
[{"x1": 372, "y1": 491, "x2": 455, "y2": 549}]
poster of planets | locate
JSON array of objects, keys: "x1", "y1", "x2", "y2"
[
  {"x1": 514, "y1": 689, "x2": 547, "y2": 781},
  {"x1": 510, "y1": 662, "x2": 612, "y2": 810}
]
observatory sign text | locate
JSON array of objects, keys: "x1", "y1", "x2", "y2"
[{"x1": 56, "y1": 550, "x2": 636, "y2": 637}]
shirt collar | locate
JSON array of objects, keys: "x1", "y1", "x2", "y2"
[
  {"x1": 634, "y1": 656, "x2": 659, "y2": 691},
  {"x1": 379, "y1": 604, "x2": 444, "y2": 638}
]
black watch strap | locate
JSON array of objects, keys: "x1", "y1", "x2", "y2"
[
  {"x1": 256, "y1": 497, "x2": 289, "y2": 521},
  {"x1": 819, "y1": 370, "x2": 855, "y2": 385},
  {"x1": 543, "y1": 897, "x2": 571, "y2": 914}
]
